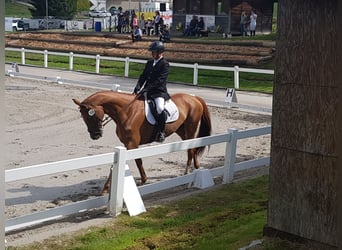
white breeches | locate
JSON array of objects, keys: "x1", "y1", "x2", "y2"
[{"x1": 154, "y1": 97, "x2": 165, "y2": 114}]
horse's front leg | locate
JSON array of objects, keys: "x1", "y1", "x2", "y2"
[
  {"x1": 101, "y1": 157, "x2": 148, "y2": 194},
  {"x1": 102, "y1": 168, "x2": 112, "y2": 195},
  {"x1": 135, "y1": 158, "x2": 147, "y2": 184}
]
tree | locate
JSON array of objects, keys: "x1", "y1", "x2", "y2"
[
  {"x1": 76, "y1": 0, "x2": 89, "y2": 12},
  {"x1": 29, "y1": 0, "x2": 76, "y2": 19},
  {"x1": 266, "y1": 0, "x2": 338, "y2": 248}
]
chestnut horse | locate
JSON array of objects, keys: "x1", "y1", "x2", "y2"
[{"x1": 73, "y1": 90, "x2": 211, "y2": 194}]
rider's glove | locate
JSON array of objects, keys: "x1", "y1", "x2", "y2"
[{"x1": 133, "y1": 86, "x2": 140, "y2": 94}]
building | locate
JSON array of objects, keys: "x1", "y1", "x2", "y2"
[
  {"x1": 89, "y1": 0, "x2": 107, "y2": 11},
  {"x1": 91, "y1": 0, "x2": 173, "y2": 13},
  {"x1": 173, "y1": 0, "x2": 275, "y2": 35}
]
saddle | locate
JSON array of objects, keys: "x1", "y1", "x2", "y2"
[{"x1": 144, "y1": 98, "x2": 179, "y2": 125}]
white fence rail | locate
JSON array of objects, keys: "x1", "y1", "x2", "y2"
[
  {"x1": 5, "y1": 126, "x2": 271, "y2": 232},
  {"x1": 5, "y1": 47, "x2": 274, "y2": 89}
]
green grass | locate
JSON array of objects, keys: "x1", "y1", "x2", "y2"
[
  {"x1": 172, "y1": 32, "x2": 276, "y2": 42},
  {"x1": 10, "y1": 175, "x2": 270, "y2": 250},
  {"x1": 5, "y1": 1, "x2": 32, "y2": 18},
  {"x1": 10, "y1": 175, "x2": 307, "y2": 249},
  {"x1": 5, "y1": 51, "x2": 274, "y2": 93}
]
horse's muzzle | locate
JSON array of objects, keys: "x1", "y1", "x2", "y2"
[{"x1": 90, "y1": 130, "x2": 103, "y2": 140}]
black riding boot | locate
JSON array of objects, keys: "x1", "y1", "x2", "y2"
[{"x1": 156, "y1": 110, "x2": 167, "y2": 142}]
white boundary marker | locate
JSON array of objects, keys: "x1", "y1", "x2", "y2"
[{"x1": 123, "y1": 165, "x2": 146, "y2": 216}]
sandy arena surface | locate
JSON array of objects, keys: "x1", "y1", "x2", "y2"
[{"x1": 5, "y1": 76, "x2": 271, "y2": 247}]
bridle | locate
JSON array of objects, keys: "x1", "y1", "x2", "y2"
[{"x1": 85, "y1": 107, "x2": 112, "y2": 128}]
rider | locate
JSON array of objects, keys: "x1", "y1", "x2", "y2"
[{"x1": 133, "y1": 41, "x2": 170, "y2": 142}]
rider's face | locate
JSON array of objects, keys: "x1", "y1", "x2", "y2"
[{"x1": 151, "y1": 51, "x2": 161, "y2": 59}]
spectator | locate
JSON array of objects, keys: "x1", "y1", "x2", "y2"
[
  {"x1": 159, "y1": 16, "x2": 164, "y2": 34},
  {"x1": 146, "y1": 18, "x2": 153, "y2": 36},
  {"x1": 196, "y1": 17, "x2": 205, "y2": 37},
  {"x1": 160, "y1": 25, "x2": 170, "y2": 42},
  {"x1": 131, "y1": 25, "x2": 142, "y2": 42},
  {"x1": 117, "y1": 12, "x2": 124, "y2": 33},
  {"x1": 183, "y1": 15, "x2": 198, "y2": 36},
  {"x1": 139, "y1": 13, "x2": 146, "y2": 34},
  {"x1": 129, "y1": 10, "x2": 136, "y2": 30},
  {"x1": 132, "y1": 14, "x2": 138, "y2": 30},
  {"x1": 154, "y1": 11, "x2": 161, "y2": 36},
  {"x1": 122, "y1": 12, "x2": 130, "y2": 33},
  {"x1": 249, "y1": 10, "x2": 257, "y2": 36},
  {"x1": 240, "y1": 11, "x2": 247, "y2": 36}
]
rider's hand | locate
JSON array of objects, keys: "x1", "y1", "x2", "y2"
[{"x1": 133, "y1": 87, "x2": 140, "y2": 94}]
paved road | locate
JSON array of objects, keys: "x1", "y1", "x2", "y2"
[{"x1": 5, "y1": 64, "x2": 272, "y2": 114}]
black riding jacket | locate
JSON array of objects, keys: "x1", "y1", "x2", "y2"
[{"x1": 134, "y1": 57, "x2": 170, "y2": 100}]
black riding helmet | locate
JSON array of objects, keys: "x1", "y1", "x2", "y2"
[{"x1": 149, "y1": 41, "x2": 165, "y2": 52}]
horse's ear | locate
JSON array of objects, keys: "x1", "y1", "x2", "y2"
[{"x1": 72, "y1": 98, "x2": 81, "y2": 106}]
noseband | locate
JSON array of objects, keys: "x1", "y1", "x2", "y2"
[{"x1": 102, "y1": 116, "x2": 112, "y2": 127}]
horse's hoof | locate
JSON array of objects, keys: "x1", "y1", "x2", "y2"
[{"x1": 101, "y1": 189, "x2": 109, "y2": 195}]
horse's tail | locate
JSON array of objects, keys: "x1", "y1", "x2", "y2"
[{"x1": 195, "y1": 96, "x2": 212, "y2": 156}]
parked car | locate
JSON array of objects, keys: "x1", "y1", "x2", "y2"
[
  {"x1": 89, "y1": 10, "x2": 111, "y2": 17},
  {"x1": 109, "y1": 7, "x2": 120, "y2": 16},
  {"x1": 12, "y1": 19, "x2": 28, "y2": 31}
]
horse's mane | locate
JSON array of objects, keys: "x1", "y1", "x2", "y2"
[{"x1": 83, "y1": 90, "x2": 135, "y2": 106}]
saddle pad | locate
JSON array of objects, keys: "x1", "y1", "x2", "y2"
[{"x1": 145, "y1": 99, "x2": 179, "y2": 125}]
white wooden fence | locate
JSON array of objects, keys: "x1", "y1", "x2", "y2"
[
  {"x1": 5, "y1": 47, "x2": 274, "y2": 89},
  {"x1": 5, "y1": 126, "x2": 271, "y2": 233}
]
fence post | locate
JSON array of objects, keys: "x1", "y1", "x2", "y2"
[
  {"x1": 21, "y1": 48, "x2": 25, "y2": 65},
  {"x1": 193, "y1": 63, "x2": 198, "y2": 85},
  {"x1": 234, "y1": 65, "x2": 240, "y2": 89},
  {"x1": 108, "y1": 146, "x2": 127, "y2": 216},
  {"x1": 69, "y1": 52, "x2": 74, "y2": 71},
  {"x1": 43, "y1": 50, "x2": 48, "y2": 68},
  {"x1": 223, "y1": 128, "x2": 238, "y2": 184},
  {"x1": 95, "y1": 54, "x2": 100, "y2": 74},
  {"x1": 124, "y1": 57, "x2": 130, "y2": 77}
]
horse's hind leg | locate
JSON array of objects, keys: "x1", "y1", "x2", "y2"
[
  {"x1": 193, "y1": 149, "x2": 200, "y2": 169},
  {"x1": 184, "y1": 148, "x2": 201, "y2": 174},
  {"x1": 184, "y1": 149, "x2": 193, "y2": 174},
  {"x1": 185, "y1": 148, "x2": 197, "y2": 174}
]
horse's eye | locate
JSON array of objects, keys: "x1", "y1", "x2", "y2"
[{"x1": 88, "y1": 109, "x2": 96, "y2": 116}]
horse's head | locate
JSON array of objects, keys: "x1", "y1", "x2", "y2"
[{"x1": 73, "y1": 98, "x2": 104, "y2": 140}]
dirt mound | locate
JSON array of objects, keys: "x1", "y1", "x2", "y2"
[{"x1": 6, "y1": 32, "x2": 275, "y2": 65}]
